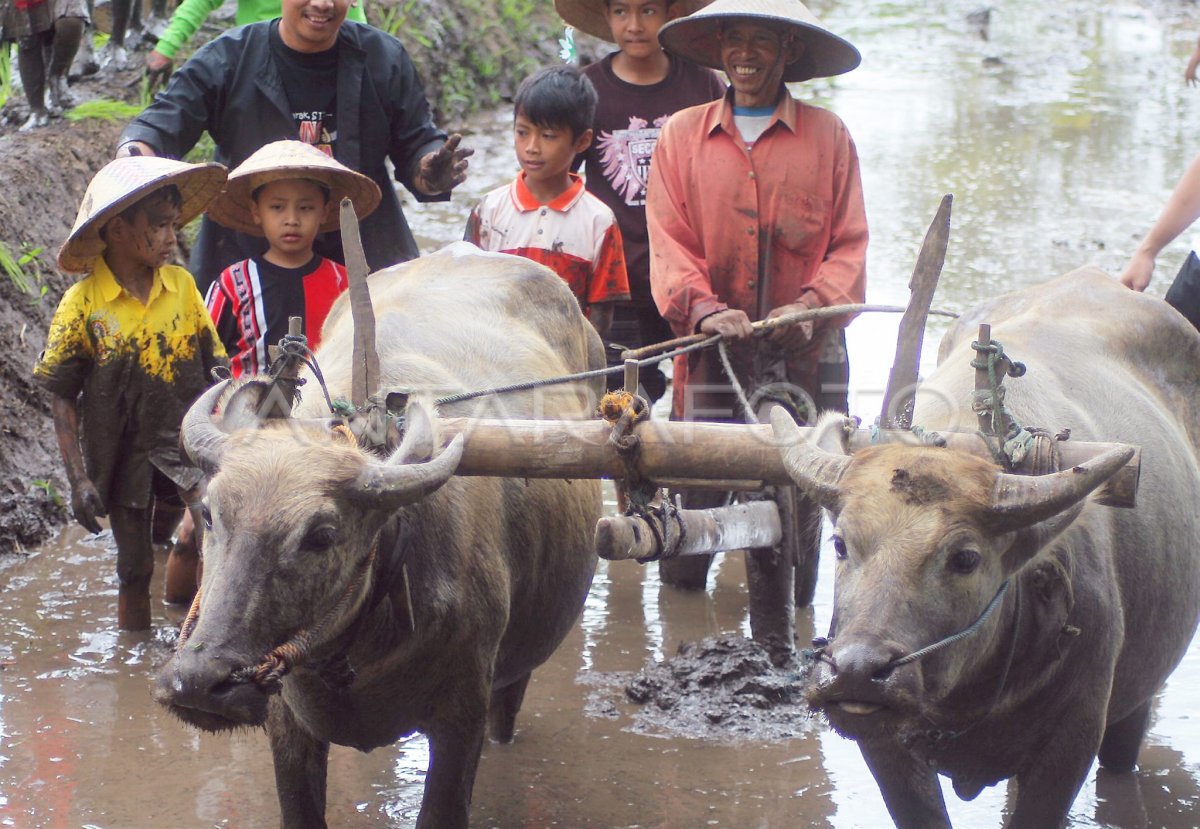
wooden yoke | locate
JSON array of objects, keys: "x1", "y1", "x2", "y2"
[{"x1": 381, "y1": 417, "x2": 1141, "y2": 508}]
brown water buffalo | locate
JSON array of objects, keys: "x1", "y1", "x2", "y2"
[
  {"x1": 158, "y1": 244, "x2": 603, "y2": 828},
  {"x1": 773, "y1": 267, "x2": 1200, "y2": 828}
]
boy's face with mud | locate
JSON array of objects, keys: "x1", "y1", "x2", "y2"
[{"x1": 106, "y1": 191, "x2": 181, "y2": 270}]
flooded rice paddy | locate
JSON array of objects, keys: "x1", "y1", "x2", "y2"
[{"x1": 2, "y1": 1, "x2": 1199, "y2": 826}]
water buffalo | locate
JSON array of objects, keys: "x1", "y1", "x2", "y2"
[
  {"x1": 773, "y1": 267, "x2": 1200, "y2": 828},
  {"x1": 158, "y1": 244, "x2": 603, "y2": 828}
]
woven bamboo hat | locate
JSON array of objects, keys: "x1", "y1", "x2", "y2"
[
  {"x1": 554, "y1": 0, "x2": 716, "y2": 43},
  {"x1": 658, "y1": 0, "x2": 860, "y2": 82},
  {"x1": 58, "y1": 157, "x2": 227, "y2": 274},
  {"x1": 206, "y1": 140, "x2": 382, "y2": 236}
]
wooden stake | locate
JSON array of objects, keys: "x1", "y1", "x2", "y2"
[
  {"x1": 880, "y1": 195, "x2": 952, "y2": 429},
  {"x1": 342, "y1": 197, "x2": 378, "y2": 408}
]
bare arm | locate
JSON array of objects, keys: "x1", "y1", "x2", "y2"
[
  {"x1": 1120, "y1": 153, "x2": 1200, "y2": 290},
  {"x1": 1187, "y1": 36, "x2": 1200, "y2": 86},
  {"x1": 51, "y1": 394, "x2": 105, "y2": 533}
]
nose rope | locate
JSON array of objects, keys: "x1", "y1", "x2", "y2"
[{"x1": 889, "y1": 579, "x2": 1010, "y2": 668}]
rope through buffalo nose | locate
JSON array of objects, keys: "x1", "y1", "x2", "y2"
[{"x1": 889, "y1": 579, "x2": 1010, "y2": 668}]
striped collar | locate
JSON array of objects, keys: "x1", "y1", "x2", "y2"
[{"x1": 510, "y1": 172, "x2": 587, "y2": 213}]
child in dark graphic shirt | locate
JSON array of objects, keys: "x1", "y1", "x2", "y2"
[
  {"x1": 205, "y1": 139, "x2": 382, "y2": 377},
  {"x1": 34, "y1": 157, "x2": 229, "y2": 631},
  {"x1": 556, "y1": 0, "x2": 726, "y2": 403}
]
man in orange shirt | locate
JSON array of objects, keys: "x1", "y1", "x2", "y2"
[{"x1": 647, "y1": 0, "x2": 867, "y2": 620}]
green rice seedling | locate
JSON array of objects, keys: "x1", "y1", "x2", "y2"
[{"x1": 65, "y1": 98, "x2": 144, "y2": 122}]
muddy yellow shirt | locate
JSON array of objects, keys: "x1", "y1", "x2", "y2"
[{"x1": 33, "y1": 260, "x2": 227, "y2": 509}]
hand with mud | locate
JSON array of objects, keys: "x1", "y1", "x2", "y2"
[
  {"x1": 698, "y1": 308, "x2": 754, "y2": 340},
  {"x1": 145, "y1": 50, "x2": 173, "y2": 93},
  {"x1": 413, "y1": 134, "x2": 473, "y2": 195},
  {"x1": 71, "y1": 479, "x2": 106, "y2": 535},
  {"x1": 765, "y1": 301, "x2": 816, "y2": 351}
]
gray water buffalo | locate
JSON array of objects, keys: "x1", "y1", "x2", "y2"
[
  {"x1": 774, "y1": 267, "x2": 1200, "y2": 828},
  {"x1": 158, "y1": 244, "x2": 603, "y2": 828}
]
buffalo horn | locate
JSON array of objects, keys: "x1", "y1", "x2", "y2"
[
  {"x1": 770, "y1": 408, "x2": 852, "y2": 509},
  {"x1": 393, "y1": 398, "x2": 438, "y2": 465},
  {"x1": 181, "y1": 380, "x2": 232, "y2": 476},
  {"x1": 985, "y1": 445, "x2": 1136, "y2": 532},
  {"x1": 353, "y1": 433, "x2": 465, "y2": 508}
]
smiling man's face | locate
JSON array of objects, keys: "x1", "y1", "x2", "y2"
[
  {"x1": 279, "y1": 0, "x2": 352, "y2": 53},
  {"x1": 718, "y1": 22, "x2": 802, "y2": 109}
]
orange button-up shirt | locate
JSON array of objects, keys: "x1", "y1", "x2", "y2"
[{"x1": 647, "y1": 91, "x2": 868, "y2": 338}]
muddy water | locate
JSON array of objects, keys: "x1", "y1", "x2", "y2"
[{"x1": 3, "y1": 1, "x2": 1200, "y2": 826}]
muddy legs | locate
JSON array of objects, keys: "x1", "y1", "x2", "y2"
[
  {"x1": 16, "y1": 34, "x2": 50, "y2": 131},
  {"x1": 47, "y1": 17, "x2": 83, "y2": 110},
  {"x1": 110, "y1": 504, "x2": 154, "y2": 631}
]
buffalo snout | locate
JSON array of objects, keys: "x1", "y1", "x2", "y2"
[
  {"x1": 808, "y1": 633, "x2": 923, "y2": 736},
  {"x1": 155, "y1": 649, "x2": 270, "y2": 732}
]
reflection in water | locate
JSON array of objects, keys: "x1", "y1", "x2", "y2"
[{"x1": 1, "y1": 1, "x2": 1199, "y2": 826}]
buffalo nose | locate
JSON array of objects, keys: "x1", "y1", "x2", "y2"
[
  {"x1": 829, "y1": 635, "x2": 906, "y2": 682},
  {"x1": 155, "y1": 651, "x2": 238, "y2": 707}
]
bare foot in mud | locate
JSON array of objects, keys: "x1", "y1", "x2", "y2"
[
  {"x1": 47, "y1": 76, "x2": 76, "y2": 112},
  {"x1": 97, "y1": 42, "x2": 129, "y2": 71},
  {"x1": 19, "y1": 111, "x2": 51, "y2": 132},
  {"x1": 70, "y1": 35, "x2": 100, "y2": 80}
]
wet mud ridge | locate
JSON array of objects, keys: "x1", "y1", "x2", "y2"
[{"x1": 621, "y1": 635, "x2": 815, "y2": 742}]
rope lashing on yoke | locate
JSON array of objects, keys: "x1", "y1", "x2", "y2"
[
  {"x1": 599, "y1": 390, "x2": 653, "y2": 505},
  {"x1": 969, "y1": 337, "x2": 1072, "y2": 474},
  {"x1": 970, "y1": 337, "x2": 1034, "y2": 467},
  {"x1": 598, "y1": 390, "x2": 688, "y2": 561}
]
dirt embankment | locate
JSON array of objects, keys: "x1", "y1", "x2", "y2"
[{"x1": 0, "y1": 0, "x2": 566, "y2": 554}]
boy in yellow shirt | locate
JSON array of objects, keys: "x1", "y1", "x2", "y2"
[{"x1": 34, "y1": 157, "x2": 228, "y2": 631}]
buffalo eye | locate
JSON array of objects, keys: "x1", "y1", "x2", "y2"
[
  {"x1": 200, "y1": 503, "x2": 213, "y2": 530},
  {"x1": 303, "y1": 524, "x2": 339, "y2": 552},
  {"x1": 832, "y1": 535, "x2": 848, "y2": 560},
  {"x1": 949, "y1": 548, "x2": 981, "y2": 574}
]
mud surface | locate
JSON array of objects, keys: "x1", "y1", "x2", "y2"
[{"x1": 623, "y1": 635, "x2": 815, "y2": 742}]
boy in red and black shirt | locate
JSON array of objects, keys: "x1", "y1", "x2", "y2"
[
  {"x1": 465, "y1": 66, "x2": 630, "y2": 338},
  {"x1": 205, "y1": 140, "x2": 382, "y2": 376}
]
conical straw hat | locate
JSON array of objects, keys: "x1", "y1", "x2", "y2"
[
  {"x1": 58, "y1": 157, "x2": 228, "y2": 274},
  {"x1": 658, "y1": 0, "x2": 860, "y2": 82},
  {"x1": 554, "y1": 0, "x2": 716, "y2": 43},
  {"x1": 206, "y1": 140, "x2": 382, "y2": 236}
]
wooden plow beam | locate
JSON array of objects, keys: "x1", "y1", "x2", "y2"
[
  {"x1": 595, "y1": 501, "x2": 783, "y2": 562},
  {"x1": 357, "y1": 416, "x2": 1141, "y2": 509}
]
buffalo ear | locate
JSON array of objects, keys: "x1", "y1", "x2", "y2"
[{"x1": 222, "y1": 379, "x2": 293, "y2": 429}]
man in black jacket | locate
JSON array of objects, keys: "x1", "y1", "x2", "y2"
[{"x1": 117, "y1": 0, "x2": 471, "y2": 292}]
